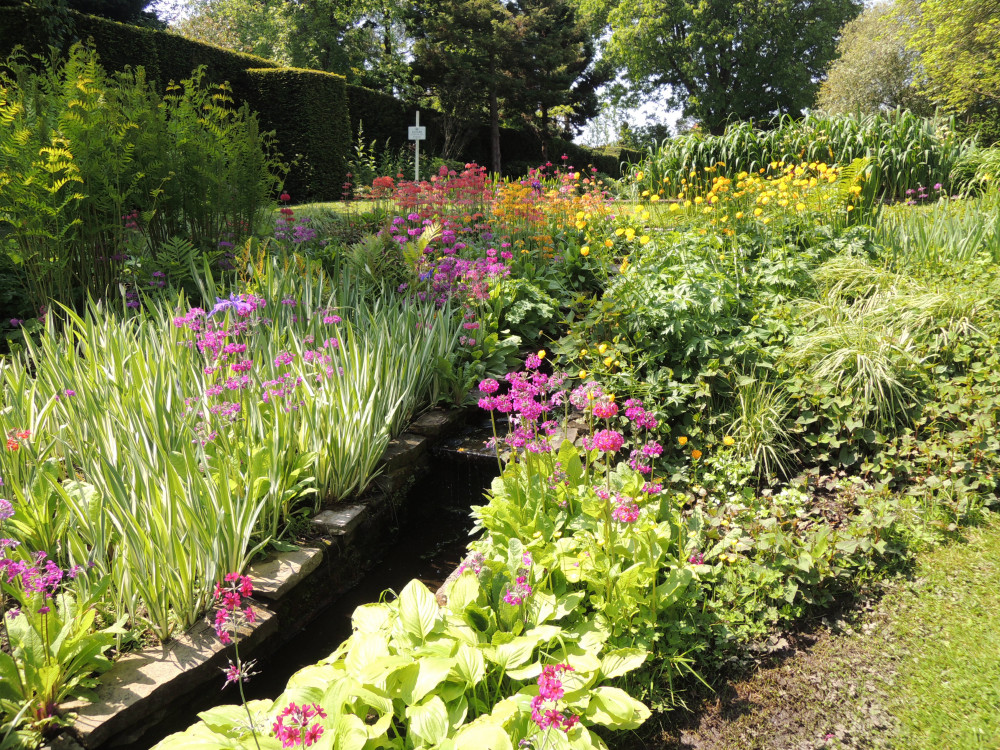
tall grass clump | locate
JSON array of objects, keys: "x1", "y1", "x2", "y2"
[
  {"x1": 631, "y1": 110, "x2": 974, "y2": 202},
  {"x1": 0, "y1": 258, "x2": 459, "y2": 640}
]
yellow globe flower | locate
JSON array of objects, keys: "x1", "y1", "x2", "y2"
[
  {"x1": 678, "y1": 436, "x2": 688, "y2": 446},
  {"x1": 723, "y1": 435, "x2": 735, "y2": 446},
  {"x1": 579, "y1": 369, "x2": 587, "y2": 378},
  {"x1": 580, "y1": 246, "x2": 590, "y2": 256},
  {"x1": 537, "y1": 349, "x2": 546, "y2": 359},
  {"x1": 598, "y1": 343, "x2": 607, "y2": 354},
  {"x1": 603, "y1": 356, "x2": 614, "y2": 367}
]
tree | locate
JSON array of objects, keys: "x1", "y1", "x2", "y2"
[
  {"x1": 172, "y1": 0, "x2": 413, "y2": 96},
  {"x1": 408, "y1": 0, "x2": 600, "y2": 172},
  {"x1": 906, "y1": 0, "x2": 1000, "y2": 139},
  {"x1": 509, "y1": 0, "x2": 605, "y2": 151},
  {"x1": 574, "y1": 0, "x2": 862, "y2": 134},
  {"x1": 816, "y1": 0, "x2": 929, "y2": 116}
]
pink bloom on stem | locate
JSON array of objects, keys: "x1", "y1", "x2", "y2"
[{"x1": 272, "y1": 702, "x2": 327, "y2": 748}]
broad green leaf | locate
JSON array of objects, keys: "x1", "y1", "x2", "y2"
[
  {"x1": 599, "y1": 648, "x2": 649, "y2": 680},
  {"x1": 405, "y1": 695, "x2": 450, "y2": 746},
  {"x1": 583, "y1": 686, "x2": 650, "y2": 730},
  {"x1": 397, "y1": 579, "x2": 440, "y2": 642}
]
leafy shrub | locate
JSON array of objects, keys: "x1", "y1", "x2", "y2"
[{"x1": 0, "y1": 45, "x2": 284, "y2": 312}]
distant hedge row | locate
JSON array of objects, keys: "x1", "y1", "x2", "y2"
[{"x1": 1, "y1": 4, "x2": 636, "y2": 198}]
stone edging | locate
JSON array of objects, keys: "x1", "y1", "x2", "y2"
[{"x1": 47, "y1": 408, "x2": 469, "y2": 750}]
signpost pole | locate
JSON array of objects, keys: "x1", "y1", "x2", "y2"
[{"x1": 414, "y1": 110, "x2": 420, "y2": 182}]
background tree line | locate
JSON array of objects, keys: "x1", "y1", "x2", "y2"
[{"x1": 8, "y1": 0, "x2": 1000, "y2": 167}]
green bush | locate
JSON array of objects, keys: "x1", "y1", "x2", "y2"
[{"x1": 0, "y1": 44, "x2": 284, "y2": 311}]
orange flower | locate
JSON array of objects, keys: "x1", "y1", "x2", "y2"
[
  {"x1": 6, "y1": 438, "x2": 18, "y2": 451},
  {"x1": 691, "y1": 449, "x2": 703, "y2": 460},
  {"x1": 678, "y1": 436, "x2": 688, "y2": 446}
]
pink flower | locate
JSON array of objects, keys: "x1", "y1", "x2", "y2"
[
  {"x1": 272, "y1": 702, "x2": 327, "y2": 748},
  {"x1": 591, "y1": 429, "x2": 624, "y2": 453}
]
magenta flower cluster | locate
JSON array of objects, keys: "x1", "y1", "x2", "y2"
[
  {"x1": 502, "y1": 550, "x2": 534, "y2": 605},
  {"x1": 212, "y1": 573, "x2": 256, "y2": 646},
  {"x1": 272, "y1": 702, "x2": 326, "y2": 748},
  {"x1": 530, "y1": 664, "x2": 580, "y2": 733}
]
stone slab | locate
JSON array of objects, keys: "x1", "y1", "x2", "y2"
[
  {"x1": 248, "y1": 547, "x2": 324, "y2": 601},
  {"x1": 408, "y1": 409, "x2": 466, "y2": 438},
  {"x1": 378, "y1": 433, "x2": 430, "y2": 473},
  {"x1": 43, "y1": 734, "x2": 86, "y2": 750},
  {"x1": 312, "y1": 504, "x2": 367, "y2": 538},
  {"x1": 71, "y1": 606, "x2": 276, "y2": 748}
]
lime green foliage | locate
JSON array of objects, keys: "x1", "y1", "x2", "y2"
[
  {"x1": 889, "y1": 517, "x2": 1000, "y2": 747},
  {"x1": 153, "y1": 577, "x2": 649, "y2": 749},
  {"x1": 0, "y1": 45, "x2": 283, "y2": 311},
  {"x1": 630, "y1": 111, "x2": 974, "y2": 201}
]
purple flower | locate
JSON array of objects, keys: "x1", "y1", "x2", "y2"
[
  {"x1": 0, "y1": 499, "x2": 13, "y2": 521},
  {"x1": 689, "y1": 552, "x2": 705, "y2": 565}
]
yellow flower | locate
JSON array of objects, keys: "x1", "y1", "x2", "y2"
[
  {"x1": 795, "y1": 202, "x2": 806, "y2": 212},
  {"x1": 639, "y1": 235, "x2": 650, "y2": 245},
  {"x1": 723, "y1": 435, "x2": 735, "y2": 446},
  {"x1": 604, "y1": 239, "x2": 614, "y2": 248},
  {"x1": 579, "y1": 369, "x2": 587, "y2": 378},
  {"x1": 537, "y1": 349, "x2": 546, "y2": 360},
  {"x1": 580, "y1": 349, "x2": 588, "y2": 356},
  {"x1": 580, "y1": 246, "x2": 590, "y2": 256},
  {"x1": 678, "y1": 436, "x2": 688, "y2": 446},
  {"x1": 735, "y1": 211, "x2": 744, "y2": 219},
  {"x1": 603, "y1": 356, "x2": 614, "y2": 367},
  {"x1": 598, "y1": 343, "x2": 607, "y2": 354},
  {"x1": 753, "y1": 208, "x2": 763, "y2": 217},
  {"x1": 691, "y1": 449, "x2": 703, "y2": 460},
  {"x1": 615, "y1": 228, "x2": 624, "y2": 237}
]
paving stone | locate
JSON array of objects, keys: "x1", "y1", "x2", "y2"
[
  {"x1": 42, "y1": 733, "x2": 86, "y2": 750},
  {"x1": 249, "y1": 546, "x2": 324, "y2": 600},
  {"x1": 378, "y1": 433, "x2": 430, "y2": 473},
  {"x1": 312, "y1": 504, "x2": 366, "y2": 538},
  {"x1": 408, "y1": 409, "x2": 466, "y2": 438},
  {"x1": 71, "y1": 606, "x2": 276, "y2": 748}
]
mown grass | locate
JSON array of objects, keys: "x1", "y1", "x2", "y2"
[{"x1": 888, "y1": 514, "x2": 1000, "y2": 749}]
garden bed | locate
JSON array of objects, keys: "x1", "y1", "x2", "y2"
[{"x1": 41, "y1": 409, "x2": 484, "y2": 750}]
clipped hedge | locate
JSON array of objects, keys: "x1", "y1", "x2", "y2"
[
  {"x1": 0, "y1": 5, "x2": 352, "y2": 201},
  {"x1": 246, "y1": 68, "x2": 350, "y2": 201}
]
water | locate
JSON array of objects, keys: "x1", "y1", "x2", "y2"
[{"x1": 122, "y1": 425, "x2": 498, "y2": 749}]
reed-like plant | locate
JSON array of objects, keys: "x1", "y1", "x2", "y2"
[
  {"x1": 0, "y1": 258, "x2": 459, "y2": 640},
  {"x1": 631, "y1": 110, "x2": 975, "y2": 202}
]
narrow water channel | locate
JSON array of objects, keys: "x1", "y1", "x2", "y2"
[{"x1": 125, "y1": 427, "x2": 499, "y2": 750}]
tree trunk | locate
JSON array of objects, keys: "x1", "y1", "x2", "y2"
[{"x1": 489, "y1": 66, "x2": 502, "y2": 174}]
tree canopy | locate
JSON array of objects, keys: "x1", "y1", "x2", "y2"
[
  {"x1": 574, "y1": 0, "x2": 862, "y2": 134},
  {"x1": 816, "y1": 0, "x2": 928, "y2": 116}
]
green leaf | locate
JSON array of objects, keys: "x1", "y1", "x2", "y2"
[
  {"x1": 397, "y1": 579, "x2": 440, "y2": 642},
  {"x1": 583, "y1": 686, "x2": 651, "y2": 730},
  {"x1": 405, "y1": 694, "x2": 450, "y2": 746},
  {"x1": 599, "y1": 648, "x2": 649, "y2": 680}
]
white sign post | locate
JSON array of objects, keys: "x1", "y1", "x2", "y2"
[{"x1": 408, "y1": 110, "x2": 426, "y2": 182}]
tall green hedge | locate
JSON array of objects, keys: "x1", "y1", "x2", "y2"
[
  {"x1": 246, "y1": 68, "x2": 350, "y2": 201},
  {"x1": 0, "y1": 5, "x2": 352, "y2": 201}
]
